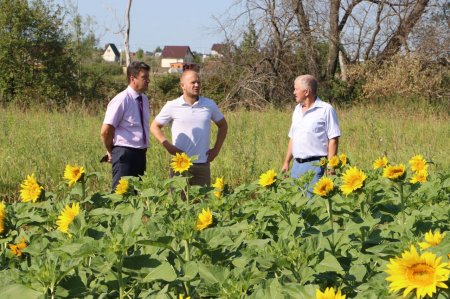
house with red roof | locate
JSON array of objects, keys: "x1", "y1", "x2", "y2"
[{"x1": 161, "y1": 46, "x2": 194, "y2": 68}]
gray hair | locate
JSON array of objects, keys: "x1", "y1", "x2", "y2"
[{"x1": 294, "y1": 75, "x2": 318, "y2": 96}]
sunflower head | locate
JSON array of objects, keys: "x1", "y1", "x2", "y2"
[
  {"x1": 339, "y1": 166, "x2": 367, "y2": 196},
  {"x1": 195, "y1": 208, "x2": 213, "y2": 231},
  {"x1": 410, "y1": 169, "x2": 428, "y2": 184},
  {"x1": 259, "y1": 169, "x2": 277, "y2": 187},
  {"x1": 339, "y1": 154, "x2": 348, "y2": 167},
  {"x1": 63, "y1": 165, "x2": 85, "y2": 187},
  {"x1": 373, "y1": 156, "x2": 389, "y2": 169},
  {"x1": 313, "y1": 177, "x2": 335, "y2": 197},
  {"x1": 56, "y1": 202, "x2": 80, "y2": 234},
  {"x1": 170, "y1": 153, "x2": 193, "y2": 174},
  {"x1": 115, "y1": 178, "x2": 130, "y2": 195},
  {"x1": 212, "y1": 177, "x2": 225, "y2": 191},
  {"x1": 315, "y1": 287, "x2": 346, "y2": 299},
  {"x1": 385, "y1": 245, "x2": 449, "y2": 299},
  {"x1": 8, "y1": 236, "x2": 27, "y2": 257},
  {"x1": 0, "y1": 202, "x2": 6, "y2": 234},
  {"x1": 383, "y1": 164, "x2": 406, "y2": 180},
  {"x1": 409, "y1": 155, "x2": 428, "y2": 172},
  {"x1": 20, "y1": 173, "x2": 44, "y2": 203},
  {"x1": 419, "y1": 230, "x2": 446, "y2": 250},
  {"x1": 319, "y1": 157, "x2": 328, "y2": 167},
  {"x1": 328, "y1": 156, "x2": 340, "y2": 169}
]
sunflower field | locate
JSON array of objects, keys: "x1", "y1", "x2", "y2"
[{"x1": 0, "y1": 155, "x2": 449, "y2": 299}]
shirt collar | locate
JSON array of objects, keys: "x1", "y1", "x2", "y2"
[
  {"x1": 177, "y1": 95, "x2": 202, "y2": 106},
  {"x1": 127, "y1": 86, "x2": 141, "y2": 100}
]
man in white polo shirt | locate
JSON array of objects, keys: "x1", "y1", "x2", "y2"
[
  {"x1": 281, "y1": 74, "x2": 341, "y2": 193},
  {"x1": 101, "y1": 61, "x2": 150, "y2": 191},
  {"x1": 150, "y1": 70, "x2": 228, "y2": 186}
]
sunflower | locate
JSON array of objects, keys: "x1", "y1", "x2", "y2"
[
  {"x1": 170, "y1": 152, "x2": 193, "y2": 173},
  {"x1": 373, "y1": 156, "x2": 389, "y2": 169},
  {"x1": 213, "y1": 191, "x2": 223, "y2": 198},
  {"x1": 179, "y1": 295, "x2": 191, "y2": 299},
  {"x1": 385, "y1": 245, "x2": 449, "y2": 299},
  {"x1": 419, "y1": 230, "x2": 446, "y2": 250},
  {"x1": 315, "y1": 287, "x2": 346, "y2": 299},
  {"x1": 339, "y1": 154, "x2": 348, "y2": 167},
  {"x1": 259, "y1": 169, "x2": 277, "y2": 187},
  {"x1": 195, "y1": 208, "x2": 213, "y2": 231},
  {"x1": 339, "y1": 166, "x2": 367, "y2": 196},
  {"x1": 313, "y1": 177, "x2": 334, "y2": 197},
  {"x1": 212, "y1": 177, "x2": 225, "y2": 191},
  {"x1": 0, "y1": 202, "x2": 5, "y2": 234},
  {"x1": 383, "y1": 164, "x2": 406, "y2": 180},
  {"x1": 9, "y1": 237, "x2": 27, "y2": 257},
  {"x1": 19, "y1": 173, "x2": 43, "y2": 203},
  {"x1": 410, "y1": 169, "x2": 428, "y2": 184},
  {"x1": 63, "y1": 165, "x2": 85, "y2": 187},
  {"x1": 115, "y1": 178, "x2": 130, "y2": 195},
  {"x1": 56, "y1": 202, "x2": 80, "y2": 234},
  {"x1": 328, "y1": 156, "x2": 340, "y2": 168},
  {"x1": 319, "y1": 157, "x2": 328, "y2": 167},
  {"x1": 409, "y1": 155, "x2": 428, "y2": 172}
]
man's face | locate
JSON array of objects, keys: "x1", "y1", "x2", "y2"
[
  {"x1": 181, "y1": 71, "x2": 201, "y2": 97},
  {"x1": 293, "y1": 81, "x2": 308, "y2": 104},
  {"x1": 131, "y1": 70, "x2": 150, "y2": 93}
]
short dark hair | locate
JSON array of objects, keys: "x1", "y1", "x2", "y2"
[{"x1": 127, "y1": 61, "x2": 150, "y2": 83}]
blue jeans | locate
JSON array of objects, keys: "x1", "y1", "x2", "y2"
[{"x1": 291, "y1": 160, "x2": 324, "y2": 196}]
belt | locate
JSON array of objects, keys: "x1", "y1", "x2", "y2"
[{"x1": 295, "y1": 156, "x2": 326, "y2": 163}]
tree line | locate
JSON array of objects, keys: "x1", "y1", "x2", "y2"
[{"x1": 0, "y1": 0, "x2": 448, "y2": 108}]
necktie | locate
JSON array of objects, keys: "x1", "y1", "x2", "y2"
[{"x1": 136, "y1": 96, "x2": 147, "y2": 146}]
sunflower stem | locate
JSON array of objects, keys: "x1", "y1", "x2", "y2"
[
  {"x1": 399, "y1": 182, "x2": 405, "y2": 227},
  {"x1": 183, "y1": 239, "x2": 191, "y2": 296},
  {"x1": 327, "y1": 197, "x2": 335, "y2": 251}
]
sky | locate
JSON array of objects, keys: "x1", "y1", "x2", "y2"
[{"x1": 59, "y1": 0, "x2": 240, "y2": 54}]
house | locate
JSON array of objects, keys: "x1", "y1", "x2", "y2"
[
  {"x1": 102, "y1": 43, "x2": 120, "y2": 63},
  {"x1": 161, "y1": 46, "x2": 194, "y2": 68},
  {"x1": 211, "y1": 43, "x2": 226, "y2": 57}
]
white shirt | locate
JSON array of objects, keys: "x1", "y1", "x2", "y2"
[
  {"x1": 155, "y1": 96, "x2": 224, "y2": 163},
  {"x1": 288, "y1": 98, "x2": 340, "y2": 159},
  {"x1": 103, "y1": 86, "x2": 150, "y2": 149}
]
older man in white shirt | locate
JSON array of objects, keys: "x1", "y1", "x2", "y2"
[{"x1": 282, "y1": 74, "x2": 341, "y2": 194}]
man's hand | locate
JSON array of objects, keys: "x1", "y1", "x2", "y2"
[{"x1": 281, "y1": 162, "x2": 290, "y2": 173}]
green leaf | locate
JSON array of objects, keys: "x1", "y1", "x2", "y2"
[
  {"x1": 198, "y1": 263, "x2": 229, "y2": 284},
  {"x1": 315, "y1": 252, "x2": 344, "y2": 273},
  {"x1": 0, "y1": 284, "x2": 43, "y2": 299},
  {"x1": 142, "y1": 263, "x2": 177, "y2": 282}
]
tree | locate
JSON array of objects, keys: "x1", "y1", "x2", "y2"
[
  {"x1": 0, "y1": 0, "x2": 76, "y2": 104},
  {"x1": 136, "y1": 48, "x2": 144, "y2": 59}
]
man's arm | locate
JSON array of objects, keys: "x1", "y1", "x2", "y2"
[
  {"x1": 281, "y1": 138, "x2": 293, "y2": 173},
  {"x1": 327, "y1": 137, "x2": 339, "y2": 159},
  {"x1": 150, "y1": 120, "x2": 181, "y2": 155},
  {"x1": 207, "y1": 118, "x2": 228, "y2": 162},
  {"x1": 101, "y1": 124, "x2": 115, "y2": 163}
]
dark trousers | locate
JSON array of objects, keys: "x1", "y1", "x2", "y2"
[
  {"x1": 170, "y1": 162, "x2": 211, "y2": 186},
  {"x1": 112, "y1": 146, "x2": 146, "y2": 191}
]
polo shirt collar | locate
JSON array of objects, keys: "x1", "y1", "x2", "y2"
[{"x1": 178, "y1": 96, "x2": 202, "y2": 106}]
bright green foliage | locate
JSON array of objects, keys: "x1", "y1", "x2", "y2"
[
  {"x1": 0, "y1": 0, "x2": 76, "y2": 104},
  {"x1": 0, "y1": 160, "x2": 449, "y2": 298}
]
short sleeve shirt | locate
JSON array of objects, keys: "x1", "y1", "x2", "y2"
[
  {"x1": 288, "y1": 97, "x2": 340, "y2": 158},
  {"x1": 103, "y1": 86, "x2": 150, "y2": 149},
  {"x1": 155, "y1": 96, "x2": 224, "y2": 163}
]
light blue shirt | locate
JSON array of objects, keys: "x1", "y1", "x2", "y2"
[{"x1": 288, "y1": 98, "x2": 340, "y2": 159}]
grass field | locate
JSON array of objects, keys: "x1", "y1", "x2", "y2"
[{"x1": 1, "y1": 99, "x2": 449, "y2": 200}]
